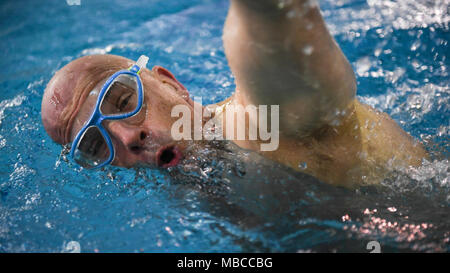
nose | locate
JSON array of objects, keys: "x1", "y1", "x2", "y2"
[{"x1": 105, "y1": 121, "x2": 148, "y2": 154}]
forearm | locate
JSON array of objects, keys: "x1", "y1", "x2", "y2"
[
  {"x1": 229, "y1": 0, "x2": 353, "y2": 82},
  {"x1": 225, "y1": 0, "x2": 357, "y2": 133},
  {"x1": 229, "y1": 0, "x2": 334, "y2": 62}
]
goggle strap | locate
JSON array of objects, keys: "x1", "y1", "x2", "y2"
[{"x1": 129, "y1": 55, "x2": 149, "y2": 74}]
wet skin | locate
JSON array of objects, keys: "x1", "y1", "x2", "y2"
[{"x1": 41, "y1": 1, "x2": 428, "y2": 187}]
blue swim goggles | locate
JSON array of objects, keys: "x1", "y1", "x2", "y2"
[{"x1": 70, "y1": 55, "x2": 149, "y2": 169}]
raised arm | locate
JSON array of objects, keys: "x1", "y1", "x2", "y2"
[{"x1": 224, "y1": 0, "x2": 357, "y2": 137}]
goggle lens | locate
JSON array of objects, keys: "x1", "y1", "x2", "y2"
[
  {"x1": 100, "y1": 74, "x2": 139, "y2": 116},
  {"x1": 74, "y1": 73, "x2": 141, "y2": 169},
  {"x1": 73, "y1": 126, "x2": 111, "y2": 169}
]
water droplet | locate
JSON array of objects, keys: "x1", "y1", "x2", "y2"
[
  {"x1": 298, "y1": 162, "x2": 308, "y2": 170},
  {"x1": 302, "y1": 45, "x2": 314, "y2": 55}
]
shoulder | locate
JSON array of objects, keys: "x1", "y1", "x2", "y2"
[{"x1": 354, "y1": 100, "x2": 428, "y2": 168}]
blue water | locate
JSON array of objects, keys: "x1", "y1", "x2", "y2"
[{"x1": 0, "y1": 0, "x2": 449, "y2": 252}]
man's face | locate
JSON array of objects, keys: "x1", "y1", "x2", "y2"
[{"x1": 42, "y1": 55, "x2": 200, "y2": 169}]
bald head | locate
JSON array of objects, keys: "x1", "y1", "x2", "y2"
[{"x1": 41, "y1": 54, "x2": 134, "y2": 144}]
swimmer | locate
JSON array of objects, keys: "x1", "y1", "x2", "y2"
[{"x1": 41, "y1": 0, "x2": 427, "y2": 188}]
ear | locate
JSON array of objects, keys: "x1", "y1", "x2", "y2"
[{"x1": 152, "y1": 66, "x2": 187, "y2": 91}]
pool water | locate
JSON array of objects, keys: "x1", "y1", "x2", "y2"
[{"x1": 0, "y1": 0, "x2": 449, "y2": 252}]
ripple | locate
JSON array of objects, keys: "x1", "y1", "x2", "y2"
[
  {"x1": 0, "y1": 94, "x2": 26, "y2": 126},
  {"x1": 80, "y1": 43, "x2": 141, "y2": 56}
]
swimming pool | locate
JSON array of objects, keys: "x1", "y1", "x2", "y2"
[{"x1": 0, "y1": 0, "x2": 448, "y2": 252}]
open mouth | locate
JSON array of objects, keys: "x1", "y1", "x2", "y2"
[{"x1": 156, "y1": 145, "x2": 182, "y2": 168}]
